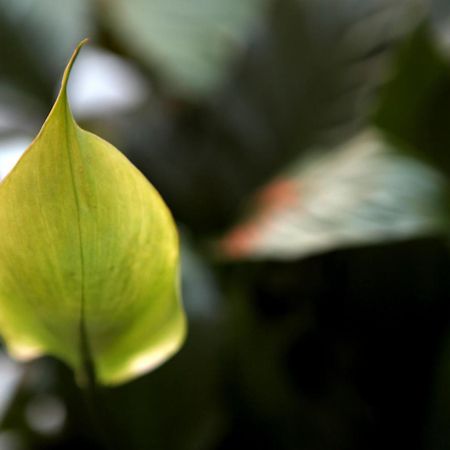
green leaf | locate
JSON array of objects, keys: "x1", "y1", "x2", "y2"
[{"x1": 0, "y1": 40, "x2": 186, "y2": 385}]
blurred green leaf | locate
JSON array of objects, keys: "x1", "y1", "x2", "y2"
[
  {"x1": 219, "y1": 129, "x2": 447, "y2": 260},
  {"x1": 374, "y1": 25, "x2": 450, "y2": 177},
  {"x1": 0, "y1": 41, "x2": 185, "y2": 385},
  {"x1": 104, "y1": 0, "x2": 270, "y2": 97}
]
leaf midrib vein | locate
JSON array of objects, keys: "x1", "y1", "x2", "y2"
[{"x1": 62, "y1": 103, "x2": 94, "y2": 381}]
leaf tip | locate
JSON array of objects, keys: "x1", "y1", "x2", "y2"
[{"x1": 60, "y1": 38, "x2": 90, "y2": 94}]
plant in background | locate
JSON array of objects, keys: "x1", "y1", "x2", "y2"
[
  {"x1": 0, "y1": 2, "x2": 450, "y2": 449},
  {"x1": 0, "y1": 40, "x2": 186, "y2": 387}
]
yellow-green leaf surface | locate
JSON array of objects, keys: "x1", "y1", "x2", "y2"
[{"x1": 0, "y1": 40, "x2": 186, "y2": 385}]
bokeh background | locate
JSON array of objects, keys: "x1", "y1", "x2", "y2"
[{"x1": 1, "y1": 0, "x2": 450, "y2": 449}]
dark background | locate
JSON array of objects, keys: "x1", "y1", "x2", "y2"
[{"x1": 0, "y1": 1, "x2": 450, "y2": 449}]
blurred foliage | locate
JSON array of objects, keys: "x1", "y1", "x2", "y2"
[
  {"x1": 219, "y1": 129, "x2": 447, "y2": 260},
  {"x1": 1, "y1": 0, "x2": 450, "y2": 449},
  {"x1": 102, "y1": 0, "x2": 270, "y2": 97},
  {"x1": 123, "y1": 0, "x2": 428, "y2": 233},
  {"x1": 374, "y1": 24, "x2": 450, "y2": 176}
]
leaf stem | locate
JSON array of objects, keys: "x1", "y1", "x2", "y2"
[{"x1": 79, "y1": 320, "x2": 122, "y2": 450}]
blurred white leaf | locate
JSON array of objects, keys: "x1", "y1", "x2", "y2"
[
  {"x1": 220, "y1": 129, "x2": 447, "y2": 260},
  {"x1": 180, "y1": 233, "x2": 221, "y2": 320},
  {"x1": 0, "y1": 431, "x2": 23, "y2": 450},
  {"x1": 67, "y1": 46, "x2": 149, "y2": 117},
  {"x1": 0, "y1": 351, "x2": 25, "y2": 425},
  {"x1": 0, "y1": 136, "x2": 30, "y2": 180},
  {"x1": 0, "y1": 109, "x2": 21, "y2": 135},
  {"x1": 25, "y1": 394, "x2": 66, "y2": 436}
]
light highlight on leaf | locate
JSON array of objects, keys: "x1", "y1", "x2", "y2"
[{"x1": 0, "y1": 40, "x2": 186, "y2": 385}]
